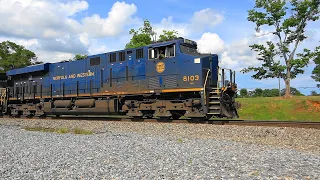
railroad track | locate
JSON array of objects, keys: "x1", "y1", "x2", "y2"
[
  {"x1": 1, "y1": 115, "x2": 320, "y2": 129},
  {"x1": 223, "y1": 120, "x2": 320, "y2": 129}
]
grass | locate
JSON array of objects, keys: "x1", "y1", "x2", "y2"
[
  {"x1": 236, "y1": 96, "x2": 320, "y2": 121},
  {"x1": 24, "y1": 127, "x2": 94, "y2": 135},
  {"x1": 248, "y1": 170, "x2": 259, "y2": 176},
  {"x1": 74, "y1": 128, "x2": 94, "y2": 135},
  {"x1": 177, "y1": 138, "x2": 184, "y2": 143}
]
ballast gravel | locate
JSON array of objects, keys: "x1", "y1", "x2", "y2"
[{"x1": 0, "y1": 119, "x2": 319, "y2": 179}]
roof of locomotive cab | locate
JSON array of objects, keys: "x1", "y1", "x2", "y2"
[
  {"x1": 6, "y1": 63, "x2": 50, "y2": 76},
  {"x1": 85, "y1": 37, "x2": 191, "y2": 59}
]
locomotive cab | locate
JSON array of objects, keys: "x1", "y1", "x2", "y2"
[
  {"x1": 144, "y1": 38, "x2": 239, "y2": 119},
  {"x1": 176, "y1": 38, "x2": 239, "y2": 118}
]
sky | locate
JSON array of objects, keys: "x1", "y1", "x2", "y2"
[{"x1": 0, "y1": 0, "x2": 319, "y2": 95}]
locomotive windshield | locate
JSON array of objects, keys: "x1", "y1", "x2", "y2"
[{"x1": 180, "y1": 44, "x2": 200, "y2": 56}]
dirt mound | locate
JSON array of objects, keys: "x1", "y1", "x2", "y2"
[
  {"x1": 294, "y1": 100, "x2": 320, "y2": 113},
  {"x1": 307, "y1": 100, "x2": 320, "y2": 110}
]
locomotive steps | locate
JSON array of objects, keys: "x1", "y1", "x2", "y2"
[{"x1": 207, "y1": 88, "x2": 221, "y2": 116}]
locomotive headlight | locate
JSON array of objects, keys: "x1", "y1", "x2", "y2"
[{"x1": 194, "y1": 58, "x2": 200, "y2": 64}]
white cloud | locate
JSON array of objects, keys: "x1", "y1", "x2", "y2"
[
  {"x1": 195, "y1": 32, "x2": 257, "y2": 70},
  {"x1": 220, "y1": 52, "x2": 239, "y2": 68},
  {"x1": 197, "y1": 32, "x2": 225, "y2": 54},
  {"x1": 190, "y1": 8, "x2": 224, "y2": 32},
  {"x1": 224, "y1": 38, "x2": 261, "y2": 69},
  {"x1": 154, "y1": 8, "x2": 224, "y2": 38},
  {"x1": 36, "y1": 51, "x2": 75, "y2": 62},
  {"x1": 60, "y1": 0, "x2": 89, "y2": 16},
  {"x1": 153, "y1": 16, "x2": 189, "y2": 37},
  {"x1": 82, "y1": 1, "x2": 138, "y2": 37},
  {"x1": 0, "y1": 0, "x2": 87, "y2": 39},
  {"x1": 0, "y1": 37, "x2": 40, "y2": 50},
  {"x1": 88, "y1": 44, "x2": 109, "y2": 55},
  {"x1": 38, "y1": 35, "x2": 88, "y2": 54},
  {"x1": 0, "y1": 0, "x2": 139, "y2": 63}
]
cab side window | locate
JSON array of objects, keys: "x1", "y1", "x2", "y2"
[{"x1": 148, "y1": 44, "x2": 175, "y2": 60}]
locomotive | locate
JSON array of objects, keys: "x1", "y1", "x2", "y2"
[{"x1": 0, "y1": 37, "x2": 239, "y2": 120}]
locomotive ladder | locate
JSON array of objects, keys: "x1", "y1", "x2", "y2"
[
  {"x1": 203, "y1": 68, "x2": 221, "y2": 117},
  {"x1": 207, "y1": 88, "x2": 221, "y2": 116}
]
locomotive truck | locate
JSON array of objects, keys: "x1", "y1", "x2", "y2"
[{"x1": 0, "y1": 37, "x2": 239, "y2": 121}]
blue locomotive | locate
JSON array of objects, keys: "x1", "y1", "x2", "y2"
[{"x1": 2, "y1": 37, "x2": 239, "y2": 120}]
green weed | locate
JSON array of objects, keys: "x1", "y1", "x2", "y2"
[
  {"x1": 24, "y1": 126, "x2": 93, "y2": 135},
  {"x1": 74, "y1": 128, "x2": 94, "y2": 135},
  {"x1": 177, "y1": 138, "x2": 184, "y2": 143}
]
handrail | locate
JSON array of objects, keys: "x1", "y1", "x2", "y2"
[
  {"x1": 217, "y1": 67, "x2": 220, "y2": 88},
  {"x1": 203, "y1": 69, "x2": 211, "y2": 105}
]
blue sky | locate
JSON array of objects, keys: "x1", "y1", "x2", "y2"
[{"x1": 0, "y1": 0, "x2": 319, "y2": 95}]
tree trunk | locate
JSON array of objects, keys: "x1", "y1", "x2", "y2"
[
  {"x1": 285, "y1": 79, "x2": 291, "y2": 97},
  {"x1": 285, "y1": 63, "x2": 291, "y2": 98}
]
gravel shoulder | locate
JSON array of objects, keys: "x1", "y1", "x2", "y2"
[
  {"x1": 1, "y1": 124, "x2": 319, "y2": 179},
  {"x1": 1, "y1": 118, "x2": 319, "y2": 155}
]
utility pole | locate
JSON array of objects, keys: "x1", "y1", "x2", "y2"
[
  {"x1": 278, "y1": 76, "x2": 281, "y2": 97},
  {"x1": 278, "y1": 60, "x2": 281, "y2": 97}
]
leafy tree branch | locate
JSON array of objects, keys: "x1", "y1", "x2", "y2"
[
  {"x1": 0, "y1": 41, "x2": 42, "y2": 72},
  {"x1": 241, "y1": 0, "x2": 320, "y2": 97}
]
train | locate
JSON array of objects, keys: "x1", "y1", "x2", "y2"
[{"x1": 0, "y1": 37, "x2": 239, "y2": 121}]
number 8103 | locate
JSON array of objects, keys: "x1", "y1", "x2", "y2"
[{"x1": 183, "y1": 75, "x2": 200, "y2": 82}]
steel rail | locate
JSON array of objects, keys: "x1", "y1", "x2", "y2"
[{"x1": 1, "y1": 116, "x2": 320, "y2": 129}]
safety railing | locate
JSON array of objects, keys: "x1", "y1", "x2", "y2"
[{"x1": 217, "y1": 68, "x2": 236, "y2": 90}]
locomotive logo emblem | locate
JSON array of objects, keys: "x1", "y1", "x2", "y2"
[{"x1": 156, "y1": 62, "x2": 165, "y2": 73}]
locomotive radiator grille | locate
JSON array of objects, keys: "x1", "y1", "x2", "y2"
[
  {"x1": 149, "y1": 77, "x2": 160, "y2": 89},
  {"x1": 164, "y1": 76, "x2": 177, "y2": 88}
]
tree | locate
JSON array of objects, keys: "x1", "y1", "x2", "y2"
[
  {"x1": 240, "y1": 88, "x2": 248, "y2": 97},
  {"x1": 281, "y1": 87, "x2": 304, "y2": 96},
  {"x1": 125, "y1": 19, "x2": 179, "y2": 49},
  {"x1": 311, "y1": 46, "x2": 320, "y2": 83},
  {"x1": 125, "y1": 20, "x2": 154, "y2": 49},
  {"x1": 0, "y1": 41, "x2": 42, "y2": 72},
  {"x1": 241, "y1": 0, "x2": 320, "y2": 97},
  {"x1": 262, "y1": 89, "x2": 279, "y2": 97},
  {"x1": 158, "y1": 30, "x2": 178, "y2": 42},
  {"x1": 253, "y1": 88, "x2": 263, "y2": 97},
  {"x1": 310, "y1": 90, "x2": 318, "y2": 96},
  {"x1": 73, "y1": 54, "x2": 87, "y2": 60}
]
